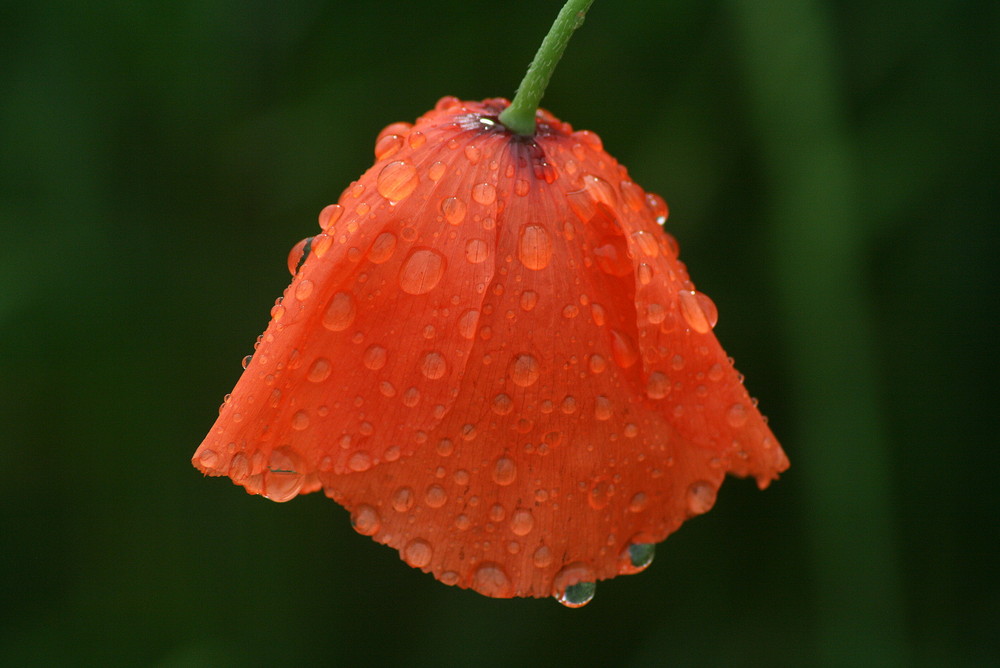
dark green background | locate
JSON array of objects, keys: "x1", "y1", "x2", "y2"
[{"x1": 3, "y1": 1, "x2": 996, "y2": 665}]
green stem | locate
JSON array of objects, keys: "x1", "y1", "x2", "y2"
[{"x1": 498, "y1": 0, "x2": 595, "y2": 135}]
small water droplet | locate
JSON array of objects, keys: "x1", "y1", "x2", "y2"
[
  {"x1": 420, "y1": 351, "x2": 447, "y2": 379},
  {"x1": 727, "y1": 403, "x2": 749, "y2": 428},
  {"x1": 553, "y1": 563, "x2": 597, "y2": 608},
  {"x1": 403, "y1": 538, "x2": 433, "y2": 568},
  {"x1": 588, "y1": 479, "x2": 614, "y2": 509},
  {"x1": 392, "y1": 486, "x2": 414, "y2": 512},
  {"x1": 471, "y1": 562, "x2": 512, "y2": 597},
  {"x1": 514, "y1": 178, "x2": 530, "y2": 196},
  {"x1": 609, "y1": 329, "x2": 639, "y2": 368},
  {"x1": 350, "y1": 504, "x2": 381, "y2": 536},
  {"x1": 368, "y1": 232, "x2": 397, "y2": 264},
  {"x1": 492, "y1": 393, "x2": 514, "y2": 415},
  {"x1": 533, "y1": 545, "x2": 553, "y2": 568},
  {"x1": 362, "y1": 345, "x2": 387, "y2": 371},
  {"x1": 241, "y1": 354, "x2": 253, "y2": 369},
  {"x1": 197, "y1": 448, "x2": 219, "y2": 468},
  {"x1": 457, "y1": 309, "x2": 480, "y2": 339},
  {"x1": 291, "y1": 410, "x2": 310, "y2": 431},
  {"x1": 424, "y1": 484, "x2": 448, "y2": 508},
  {"x1": 519, "y1": 290, "x2": 538, "y2": 311},
  {"x1": 402, "y1": 386, "x2": 421, "y2": 407},
  {"x1": 376, "y1": 160, "x2": 419, "y2": 202},
  {"x1": 509, "y1": 353, "x2": 540, "y2": 387},
  {"x1": 588, "y1": 354, "x2": 607, "y2": 374},
  {"x1": 492, "y1": 457, "x2": 517, "y2": 486},
  {"x1": 594, "y1": 395, "x2": 613, "y2": 421},
  {"x1": 646, "y1": 371, "x2": 670, "y2": 400},
  {"x1": 687, "y1": 481, "x2": 717, "y2": 515},
  {"x1": 464, "y1": 144, "x2": 481, "y2": 164},
  {"x1": 347, "y1": 451, "x2": 373, "y2": 472},
  {"x1": 322, "y1": 292, "x2": 356, "y2": 332},
  {"x1": 441, "y1": 196, "x2": 467, "y2": 225},
  {"x1": 465, "y1": 238, "x2": 488, "y2": 263},
  {"x1": 428, "y1": 161, "x2": 446, "y2": 181},
  {"x1": 471, "y1": 182, "x2": 496, "y2": 205},
  {"x1": 628, "y1": 492, "x2": 648, "y2": 513},
  {"x1": 399, "y1": 249, "x2": 446, "y2": 295},
  {"x1": 518, "y1": 224, "x2": 553, "y2": 270},
  {"x1": 509, "y1": 509, "x2": 535, "y2": 536}
]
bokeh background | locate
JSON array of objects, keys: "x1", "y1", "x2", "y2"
[{"x1": 3, "y1": 1, "x2": 997, "y2": 665}]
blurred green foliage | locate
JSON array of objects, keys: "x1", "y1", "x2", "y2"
[{"x1": 2, "y1": 1, "x2": 997, "y2": 665}]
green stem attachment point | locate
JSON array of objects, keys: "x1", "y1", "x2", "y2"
[{"x1": 498, "y1": 0, "x2": 596, "y2": 135}]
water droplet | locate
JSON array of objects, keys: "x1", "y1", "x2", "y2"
[
  {"x1": 464, "y1": 144, "x2": 481, "y2": 164},
  {"x1": 374, "y1": 133, "x2": 404, "y2": 160},
  {"x1": 318, "y1": 204, "x2": 344, "y2": 231},
  {"x1": 322, "y1": 292, "x2": 356, "y2": 331},
  {"x1": 510, "y1": 509, "x2": 535, "y2": 536},
  {"x1": 441, "y1": 196, "x2": 467, "y2": 225},
  {"x1": 509, "y1": 353, "x2": 540, "y2": 387},
  {"x1": 424, "y1": 484, "x2": 448, "y2": 508},
  {"x1": 197, "y1": 448, "x2": 219, "y2": 468},
  {"x1": 350, "y1": 504, "x2": 381, "y2": 536},
  {"x1": 519, "y1": 290, "x2": 538, "y2": 311},
  {"x1": 609, "y1": 329, "x2": 639, "y2": 368},
  {"x1": 620, "y1": 180, "x2": 646, "y2": 211},
  {"x1": 419, "y1": 351, "x2": 447, "y2": 379},
  {"x1": 287, "y1": 237, "x2": 314, "y2": 275},
  {"x1": 228, "y1": 453, "x2": 250, "y2": 482},
  {"x1": 399, "y1": 249, "x2": 446, "y2": 295},
  {"x1": 402, "y1": 386, "x2": 421, "y2": 407},
  {"x1": 628, "y1": 492, "x2": 648, "y2": 513},
  {"x1": 678, "y1": 290, "x2": 718, "y2": 333},
  {"x1": 492, "y1": 393, "x2": 514, "y2": 415},
  {"x1": 360, "y1": 345, "x2": 387, "y2": 371},
  {"x1": 594, "y1": 396, "x2": 613, "y2": 421},
  {"x1": 471, "y1": 562, "x2": 512, "y2": 597},
  {"x1": 471, "y1": 182, "x2": 496, "y2": 205},
  {"x1": 514, "y1": 178, "x2": 530, "y2": 196},
  {"x1": 368, "y1": 232, "x2": 397, "y2": 264},
  {"x1": 263, "y1": 448, "x2": 303, "y2": 502},
  {"x1": 403, "y1": 538, "x2": 433, "y2": 568},
  {"x1": 623, "y1": 542, "x2": 656, "y2": 574},
  {"x1": 687, "y1": 481, "x2": 717, "y2": 515},
  {"x1": 589, "y1": 479, "x2": 614, "y2": 509},
  {"x1": 646, "y1": 371, "x2": 670, "y2": 399},
  {"x1": 727, "y1": 403, "x2": 749, "y2": 428},
  {"x1": 291, "y1": 410, "x2": 310, "y2": 431},
  {"x1": 465, "y1": 238, "x2": 488, "y2": 263},
  {"x1": 457, "y1": 309, "x2": 480, "y2": 339},
  {"x1": 294, "y1": 279, "x2": 314, "y2": 301},
  {"x1": 241, "y1": 354, "x2": 253, "y2": 369},
  {"x1": 518, "y1": 224, "x2": 553, "y2": 270},
  {"x1": 594, "y1": 237, "x2": 632, "y2": 276},
  {"x1": 588, "y1": 354, "x2": 607, "y2": 374},
  {"x1": 347, "y1": 450, "x2": 373, "y2": 472},
  {"x1": 533, "y1": 545, "x2": 553, "y2": 568},
  {"x1": 553, "y1": 563, "x2": 597, "y2": 608},
  {"x1": 376, "y1": 160, "x2": 419, "y2": 202},
  {"x1": 646, "y1": 302, "x2": 666, "y2": 324},
  {"x1": 392, "y1": 486, "x2": 414, "y2": 512},
  {"x1": 562, "y1": 304, "x2": 579, "y2": 319},
  {"x1": 492, "y1": 457, "x2": 516, "y2": 486}
]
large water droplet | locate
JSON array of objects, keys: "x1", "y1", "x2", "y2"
[
  {"x1": 518, "y1": 224, "x2": 553, "y2": 270},
  {"x1": 509, "y1": 353, "x2": 540, "y2": 387},
  {"x1": 317, "y1": 204, "x2": 344, "y2": 231},
  {"x1": 403, "y1": 538, "x2": 433, "y2": 568},
  {"x1": 471, "y1": 562, "x2": 512, "y2": 597},
  {"x1": 687, "y1": 481, "x2": 717, "y2": 515},
  {"x1": 376, "y1": 160, "x2": 419, "y2": 202},
  {"x1": 399, "y1": 249, "x2": 446, "y2": 295},
  {"x1": 350, "y1": 504, "x2": 381, "y2": 536},
  {"x1": 492, "y1": 456, "x2": 517, "y2": 486},
  {"x1": 509, "y1": 508, "x2": 535, "y2": 536},
  {"x1": 678, "y1": 290, "x2": 718, "y2": 333},
  {"x1": 322, "y1": 292, "x2": 356, "y2": 331},
  {"x1": 263, "y1": 448, "x2": 304, "y2": 502},
  {"x1": 553, "y1": 563, "x2": 597, "y2": 608},
  {"x1": 441, "y1": 196, "x2": 467, "y2": 225},
  {"x1": 620, "y1": 542, "x2": 655, "y2": 574}
]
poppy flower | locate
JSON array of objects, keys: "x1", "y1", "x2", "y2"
[{"x1": 192, "y1": 94, "x2": 789, "y2": 603}]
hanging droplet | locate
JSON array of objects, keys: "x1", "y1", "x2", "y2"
[
  {"x1": 287, "y1": 237, "x2": 314, "y2": 275},
  {"x1": 556, "y1": 581, "x2": 596, "y2": 608}
]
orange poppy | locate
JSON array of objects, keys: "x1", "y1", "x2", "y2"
[{"x1": 193, "y1": 96, "x2": 789, "y2": 604}]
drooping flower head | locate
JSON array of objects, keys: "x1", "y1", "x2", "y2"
[{"x1": 192, "y1": 95, "x2": 788, "y2": 604}]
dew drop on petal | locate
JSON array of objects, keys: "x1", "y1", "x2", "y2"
[
  {"x1": 646, "y1": 371, "x2": 670, "y2": 400},
  {"x1": 553, "y1": 563, "x2": 597, "y2": 608},
  {"x1": 368, "y1": 232, "x2": 397, "y2": 264},
  {"x1": 291, "y1": 410, "x2": 310, "y2": 431},
  {"x1": 678, "y1": 290, "x2": 718, "y2": 333},
  {"x1": 465, "y1": 238, "x2": 488, "y2": 263},
  {"x1": 471, "y1": 562, "x2": 512, "y2": 597},
  {"x1": 492, "y1": 456, "x2": 517, "y2": 486},
  {"x1": 609, "y1": 329, "x2": 639, "y2": 368},
  {"x1": 376, "y1": 160, "x2": 419, "y2": 201},
  {"x1": 687, "y1": 481, "x2": 717, "y2": 515},
  {"x1": 623, "y1": 542, "x2": 656, "y2": 574},
  {"x1": 392, "y1": 486, "x2": 414, "y2": 512},
  {"x1": 350, "y1": 504, "x2": 381, "y2": 536},
  {"x1": 318, "y1": 204, "x2": 344, "y2": 230},
  {"x1": 727, "y1": 403, "x2": 749, "y2": 428},
  {"x1": 322, "y1": 292, "x2": 356, "y2": 331},
  {"x1": 471, "y1": 182, "x2": 497, "y2": 205},
  {"x1": 419, "y1": 351, "x2": 447, "y2": 379},
  {"x1": 532, "y1": 545, "x2": 553, "y2": 568},
  {"x1": 424, "y1": 484, "x2": 448, "y2": 508},
  {"x1": 518, "y1": 224, "x2": 553, "y2": 270},
  {"x1": 492, "y1": 393, "x2": 514, "y2": 415},
  {"x1": 509, "y1": 353, "x2": 540, "y2": 387},
  {"x1": 287, "y1": 237, "x2": 314, "y2": 275},
  {"x1": 457, "y1": 309, "x2": 480, "y2": 339},
  {"x1": 294, "y1": 279, "x2": 314, "y2": 301},
  {"x1": 441, "y1": 196, "x2": 467, "y2": 225},
  {"x1": 363, "y1": 345, "x2": 387, "y2": 371},
  {"x1": 403, "y1": 538, "x2": 433, "y2": 568},
  {"x1": 519, "y1": 290, "x2": 538, "y2": 311},
  {"x1": 347, "y1": 450, "x2": 373, "y2": 472},
  {"x1": 263, "y1": 448, "x2": 304, "y2": 502},
  {"x1": 628, "y1": 492, "x2": 648, "y2": 513},
  {"x1": 509, "y1": 509, "x2": 535, "y2": 536},
  {"x1": 399, "y1": 249, "x2": 446, "y2": 295}
]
